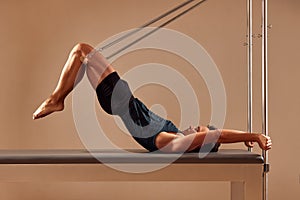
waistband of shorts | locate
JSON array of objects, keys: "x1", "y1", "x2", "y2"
[{"x1": 96, "y1": 71, "x2": 120, "y2": 92}]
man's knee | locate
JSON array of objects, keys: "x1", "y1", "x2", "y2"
[{"x1": 72, "y1": 43, "x2": 94, "y2": 56}]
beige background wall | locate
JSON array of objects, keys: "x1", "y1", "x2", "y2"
[{"x1": 0, "y1": 0, "x2": 299, "y2": 199}]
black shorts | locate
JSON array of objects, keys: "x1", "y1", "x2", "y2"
[{"x1": 96, "y1": 72, "x2": 179, "y2": 152}]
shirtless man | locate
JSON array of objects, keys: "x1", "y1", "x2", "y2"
[{"x1": 33, "y1": 43, "x2": 272, "y2": 153}]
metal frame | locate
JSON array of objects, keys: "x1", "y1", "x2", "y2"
[
  {"x1": 247, "y1": 0, "x2": 253, "y2": 152},
  {"x1": 262, "y1": 1, "x2": 269, "y2": 200},
  {"x1": 247, "y1": 0, "x2": 269, "y2": 199}
]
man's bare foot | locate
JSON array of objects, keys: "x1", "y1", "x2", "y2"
[
  {"x1": 33, "y1": 97, "x2": 64, "y2": 120},
  {"x1": 256, "y1": 134, "x2": 272, "y2": 150}
]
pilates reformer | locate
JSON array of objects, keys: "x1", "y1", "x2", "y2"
[
  {"x1": 0, "y1": 0, "x2": 270, "y2": 200},
  {"x1": 0, "y1": 149, "x2": 264, "y2": 200}
]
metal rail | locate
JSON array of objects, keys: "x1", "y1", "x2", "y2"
[
  {"x1": 105, "y1": 0, "x2": 207, "y2": 60},
  {"x1": 262, "y1": 0, "x2": 269, "y2": 199},
  {"x1": 99, "y1": 0, "x2": 197, "y2": 52},
  {"x1": 247, "y1": 0, "x2": 253, "y2": 152}
]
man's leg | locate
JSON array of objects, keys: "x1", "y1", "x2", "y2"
[{"x1": 33, "y1": 43, "x2": 115, "y2": 119}]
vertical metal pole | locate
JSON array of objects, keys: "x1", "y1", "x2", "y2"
[
  {"x1": 262, "y1": 0, "x2": 269, "y2": 200},
  {"x1": 247, "y1": 0, "x2": 253, "y2": 152}
]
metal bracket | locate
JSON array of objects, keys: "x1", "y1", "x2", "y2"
[{"x1": 264, "y1": 163, "x2": 270, "y2": 173}]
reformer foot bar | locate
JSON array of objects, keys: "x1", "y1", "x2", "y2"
[{"x1": 0, "y1": 149, "x2": 264, "y2": 200}]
